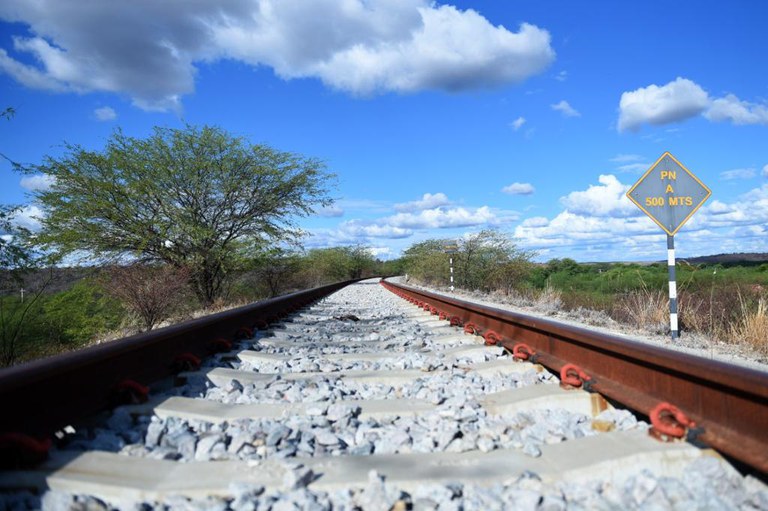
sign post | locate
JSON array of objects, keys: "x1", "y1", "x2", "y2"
[
  {"x1": 443, "y1": 242, "x2": 459, "y2": 292},
  {"x1": 626, "y1": 152, "x2": 711, "y2": 340}
]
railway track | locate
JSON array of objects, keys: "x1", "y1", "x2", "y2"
[{"x1": 1, "y1": 278, "x2": 766, "y2": 509}]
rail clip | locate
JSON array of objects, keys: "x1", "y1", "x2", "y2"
[
  {"x1": 649, "y1": 402, "x2": 696, "y2": 441},
  {"x1": 559, "y1": 363, "x2": 592, "y2": 390},
  {"x1": 113, "y1": 379, "x2": 149, "y2": 405},
  {"x1": 172, "y1": 352, "x2": 202, "y2": 373},
  {"x1": 0, "y1": 433, "x2": 52, "y2": 469},
  {"x1": 483, "y1": 330, "x2": 502, "y2": 346},
  {"x1": 512, "y1": 343, "x2": 536, "y2": 362},
  {"x1": 463, "y1": 322, "x2": 479, "y2": 335}
]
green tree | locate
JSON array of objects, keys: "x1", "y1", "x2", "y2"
[
  {"x1": 401, "y1": 239, "x2": 451, "y2": 285},
  {"x1": 455, "y1": 230, "x2": 533, "y2": 291},
  {"x1": 43, "y1": 279, "x2": 122, "y2": 345},
  {"x1": 33, "y1": 125, "x2": 334, "y2": 306}
]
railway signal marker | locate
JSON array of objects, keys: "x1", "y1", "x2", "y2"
[
  {"x1": 626, "y1": 152, "x2": 711, "y2": 341},
  {"x1": 626, "y1": 152, "x2": 711, "y2": 236}
]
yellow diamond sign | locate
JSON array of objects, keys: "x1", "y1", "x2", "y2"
[{"x1": 626, "y1": 152, "x2": 711, "y2": 236}]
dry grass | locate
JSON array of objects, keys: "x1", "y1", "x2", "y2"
[
  {"x1": 730, "y1": 297, "x2": 768, "y2": 355},
  {"x1": 535, "y1": 284, "x2": 562, "y2": 312},
  {"x1": 615, "y1": 287, "x2": 668, "y2": 333}
]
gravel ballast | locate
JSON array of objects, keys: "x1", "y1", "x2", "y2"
[{"x1": 3, "y1": 279, "x2": 766, "y2": 510}]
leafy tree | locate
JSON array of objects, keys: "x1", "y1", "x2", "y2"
[
  {"x1": 250, "y1": 248, "x2": 302, "y2": 298},
  {"x1": 455, "y1": 230, "x2": 532, "y2": 291},
  {"x1": 401, "y1": 239, "x2": 451, "y2": 285},
  {"x1": 33, "y1": 125, "x2": 334, "y2": 306},
  {"x1": 42, "y1": 279, "x2": 123, "y2": 346}
]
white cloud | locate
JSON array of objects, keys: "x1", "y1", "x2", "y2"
[
  {"x1": 339, "y1": 221, "x2": 413, "y2": 239},
  {"x1": 559, "y1": 174, "x2": 637, "y2": 217},
  {"x1": 9, "y1": 205, "x2": 43, "y2": 231},
  {"x1": 0, "y1": 1, "x2": 555, "y2": 109},
  {"x1": 705, "y1": 94, "x2": 768, "y2": 125},
  {"x1": 94, "y1": 106, "x2": 116, "y2": 121},
  {"x1": 510, "y1": 116, "x2": 526, "y2": 130},
  {"x1": 763, "y1": 164, "x2": 768, "y2": 178},
  {"x1": 394, "y1": 192, "x2": 450, "y2": 212},
  {"x1": 19, "y1": 174, "x2": 55, "y2": 191},
  {"x1": 387, "y1": 206, "x2": 498, "y2": 229},
  {"x1": 555, "y1": 70, "x2": 567, "y2": 82},
  {"x1": 502, "y1": 182, "x2": 534, "y2": 195},
  {"x1": 618, "y1": 77, "x2": 709, "y2": 132},
  {"x1": 720, "y1": 168, "x2": 756, "y2": 181},
  {"x1": 315, "y1": 205, "x2": 344, "y2": 217},
  {"x1": 367, "y1": 246, "x2": 392, "y2": 258},
  {"x1": 551, "y1": 100, "x2": 580, "y2": 117}
]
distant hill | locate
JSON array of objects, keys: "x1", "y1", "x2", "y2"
[{"x1": 675, "y1": 253, "x2": 768, "y2": 266}]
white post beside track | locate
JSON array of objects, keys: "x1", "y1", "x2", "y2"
[{"x1": 667, "y1": 234, "x2": 678, "y2": 340}]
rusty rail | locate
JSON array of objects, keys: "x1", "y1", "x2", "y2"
[
  {"x1": 382, "y1": 279, "x2": 768, "y2": 474},
  {"x1": 0, "y1": 279, "x2": 362, "y2": 438}
]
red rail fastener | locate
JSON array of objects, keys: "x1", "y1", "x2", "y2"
[
  {"x1": 649, "y1": 402, "x2": 697, "y2": 441},
  {"x1": 172, "y1": 352, "x2": 202, "y2": 373},
  {"x1": 235, "y1": 326, "x2": 254, "y2": 340},
  {"x1": 430, "y1": 306, "x2": 438, "y2": 315},
  {"x1": 0, "y1": 433, "x2": 52, "y2": 469},
  {"x1": 450, "y1": 316, "x2": 462, "y2": 327},
  {"x1": 560, "y1": 363, "x2": 592, "y2": 389},
  {"x1": 209, "y1": 337, "x2": 233, "y2": 353},
  {"x1": 483, "y1": 330, "x2": 502, "y2": 346},
  {"x1": 253, "y1": 319, "x2": 269, "y2": 330},
  {"x1": 439, "y1": 311, "x2": 447, "y2": 320},
  {"x1": 512, "y1": 343, "x2": 536, "y2": 361},
  {"x1": 113, "y1": 379, "x2": 149, "y2": 405},
  {"x1": 463, "y1": 322, "x2": 479, "y2": 335},
  {"x1": 422, "y1": 303, "x2": 431, "y2": 311}
]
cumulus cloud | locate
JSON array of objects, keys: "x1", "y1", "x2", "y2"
[
  {"x1": 0, "y1": 1, "x2": 555, "y2": 109},
  {"x1": 94, "y1": 106, "x2": 116, "y2": 121},
  {"x1": 551, "y1": 100, "x2": 580, "y2": 117},
  {"x1": 555, "y1": 70, "x2": 567, "y2": 82},
  {"x1": 559, "y1": 174, "x2": 636, "y2": 218},
  {"x1": 339, "y1": 221, "x2": 413, "y2": 239},
  {"x1": 720, "y1": 168, "x2": 756, "y2": 181},
  {"x1": 763, "y1": 164, "x2": 768, "y2": 178},
  {"x1": 502, "y1": 182, "x2": 534, "y2": 195},
  {"x1": 618, "y1": 77, "x2": 709, "y2": 132},
  {"x1": 510, "y1": 116, "x2": 526, "y2": 130},
  {"x1": 618, "y1": 77, "x2": 768, "y2": 132},
  {"x1": 387, "y1": 206, "x2": 498, "y2": 229},
  {"x1": 705, "y1": 94, "x2": 768, "y2": 125},
  {"x1": 394, "y1": 192, "x2": 450, "y2": 212},
  {"x1": 19, "y1": 174, "x2": 55, "y2": 191}
]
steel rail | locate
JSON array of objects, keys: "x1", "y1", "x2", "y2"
[
  {"x1": 0, "y1": 279, "x2": 363, "y2": 438},
  {"x1": 382, "y1": 280, "x2": 768, "y2": 475}
]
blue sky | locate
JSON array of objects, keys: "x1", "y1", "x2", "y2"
[{"x1": 1, "y1": 1, "x2": 767, "y2": 262}]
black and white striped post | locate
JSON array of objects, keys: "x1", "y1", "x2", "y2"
[
  {"x1": 667, "y1": 235, "x2": 679, "y2": 339},
  {"x1": 449, "y1": 256, "x2": 454, "y2": 292}
]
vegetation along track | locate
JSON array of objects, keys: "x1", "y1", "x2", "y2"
[{"x1": 0, "y1": 278, "x2": 766, "y2": 509}]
